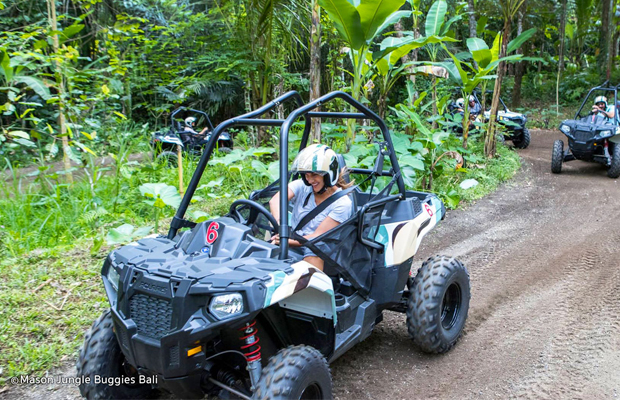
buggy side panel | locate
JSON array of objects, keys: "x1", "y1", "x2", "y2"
[
  {"x1": 366, "y1": 194, "x2": 444, "y2": 307},
  {"x1": 381, "y1": 196, "x2": 443, "y2": 266},
  {"x1": 278, "y1": 287, "x2": 335, "y2": 322},
  {"x1": 264, "y1": 261, "x2": 336, "y2": 325}
]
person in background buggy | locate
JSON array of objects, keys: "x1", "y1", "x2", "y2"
[
  {"x1": 268, "y1": 144, "x2": 354, "y2": 271},
  {"x1": 468, "y1": 95, "x2": 482, "y2": 117},
  {"x1": 456, "y1": 96, "x2": 481, "y2": 117},
  {"x1": 590, "y1": 96, "x2": 616, "y2": 123},
  {"x1": 184, "y1": 116, "x2": 210, "y2": 136}
]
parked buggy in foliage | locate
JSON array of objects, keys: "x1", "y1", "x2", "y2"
[
  {"x1": 552, "y1": 82, "x2": 620, "y2": 178},
  {"x1": 448, "y1": 92, "x2": 530, "y2": 149},
  {"x1": 151, "y1": 107, "x2": 233, "y2": 165},
  {"x1": 77, "y1": 91, "x2": 471, "y2": 400}
]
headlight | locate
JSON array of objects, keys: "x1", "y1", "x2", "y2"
[
  {"x1": 107, "y1": 267, "x2": 120, "y2": 291},
  {"x1": 600, "y1": 130, "x2": 612, "y2": 138},
  {"x1": 209, "y1": 293, "x2": 244, "y2": 320},
  {"x1": 560, "y1": 124, "x2": 571, "y2": 134}
]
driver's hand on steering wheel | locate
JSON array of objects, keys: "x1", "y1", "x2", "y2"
[
  {"x1": 270, "y1": 234, "x2": 280, "y2": 245},
  {"x1": 592, "y1": 106, "x2": 600, "y2": 114}
]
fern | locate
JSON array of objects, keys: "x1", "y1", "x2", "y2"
[{"x1": 79, "y1": 207, "x2": 109, "y2": 225}]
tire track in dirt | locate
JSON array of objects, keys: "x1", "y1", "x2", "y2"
[{"x1": 512, "y1": 242, "x2": 620, "y2": 399}]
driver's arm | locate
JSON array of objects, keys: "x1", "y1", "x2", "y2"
[
  {"x1": 269, "y1": 188, "x2": 295, "y2": 225},
  {"x1": 607, "y1": 108, "x2": 616, "y2": 119},
  {"x1": 285, "y1": 216, "x2": 341, "y2": 247}
]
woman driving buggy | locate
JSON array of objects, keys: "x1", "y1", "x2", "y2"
[
  {"x1": 268, "y1": 144, "x2": 354, "y2": 271},
  {"x1": 591, "y1": 95, "x2": 616, "y2": 122}
]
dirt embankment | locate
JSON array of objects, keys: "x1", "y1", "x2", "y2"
[{"x1": 3, "y1": 129, "x2": 620, "y2": 400}]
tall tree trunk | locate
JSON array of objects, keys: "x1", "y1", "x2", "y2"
[
  {"x1": 609, "y1": 0, "x2": 618, "y2": 77},
  {"x1": 394, "y1": 21, "x2": 409, "y2": 64},
  {"x1": 615, "y1": 7, "x2": 620, "y2": 72},
  {"x1": 599, "y1": 0, "x2": 612, "y2": 78},
  {"x1": 512, "y1": 0, "x2": 527, "y2": 109},
  {"x1": 538, "y1": 42, "x2": 543, "y2": 73},
  {"x1": 309, "y1": 0, "x2": 321, "y2": 142},
  {"x1": 408, "y1": 27, "x2": 421, "y2": 105},
  {"x1": 557, "y1": 0, "x2": 567, "y2": 114},
  {"x1": 485, "y1": 16, "x2": 512, "y2": 158},
  {"x1": 48, "y1": 0, "x2": 73, "y2": 183},
  {"x1": 558, "y1": 0, "x2": 567, "y2": 71},
  {"x1": 468, "y1": 0, "x2": 477, "y2": 38},
  {"x1": 390, "y1": 20, "x2": 411, "y2": 121}
]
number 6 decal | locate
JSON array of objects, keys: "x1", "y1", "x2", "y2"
[
  {"x1": 424, "y1": 203, "x2": 434, "y2": 217},
  {"x1": 206, "y1": 222, "x2": 220, "y2": 244}
]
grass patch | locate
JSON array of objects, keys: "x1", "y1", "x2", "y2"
[
  {"x1": 0, "y1": 242, "x2": 108, "y2": 386},
  {"x1": 433, "y1": 138, "x2": 522, "y2": 207}
]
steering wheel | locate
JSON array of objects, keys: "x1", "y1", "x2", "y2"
[{"x1": 228, "y1": 199, "x2": 280, "y2": 234}]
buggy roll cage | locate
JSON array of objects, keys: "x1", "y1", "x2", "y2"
[
  {"x1": 170, "y1": 107, "x2": 216, "y2": 132},
  {"x1": 167, "y1": 91, "x2": 407, "y2": 261},
  {"x1": 574, "y1": 81, "x2": 620, "y2": 123}
]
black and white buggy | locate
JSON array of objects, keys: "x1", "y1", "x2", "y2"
[
  {"x1": 447, "y1": 92, "x2": 530, "y2": 149},
  {"x1": 552, "y1": 81, "x2": 620, "y2": 178},
  {"x1": 482, "y1": 94, "x2": 530, "y2": 149},
  {"x1": 77, "y1": 91, "x2": 471, "y2": 400},
  {"x1": 151, "y1": 107, "x2": 233, "y2": 165}
]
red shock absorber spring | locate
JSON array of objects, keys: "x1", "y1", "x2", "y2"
[{"x1": 238, "y1": 320, "x2": 261, "y2": 362}]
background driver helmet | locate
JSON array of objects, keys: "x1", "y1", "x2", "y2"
[
  {"x1": 468, "y1": 95, "x2": 476, "y2": 103},
  {"x1": 291, "y1": 144, "x2": 340, "y2": 192},
  {"x1": 455, "y1": 98, "x2": 465, "y2": 109},
  {"x1": 594, "y1": 96, "x2": 608, "y2": 108},
  {"x1": 184, "y1": 116, "x2": 196, "y2": 128}
]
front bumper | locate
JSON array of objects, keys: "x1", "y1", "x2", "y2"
[
  {"x1": 103, "y1": 264, "x2": 261, "y2": 398},
  {"x1": 110, "y1": 306, "x2": 213, "y2": 399}
]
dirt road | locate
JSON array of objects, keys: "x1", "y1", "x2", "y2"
[
  {"x1": 333, "y1": 129, "x2": 620, "y2": 399},
  {"x1": 3, "y1": 129, "x2": 620, "y2": 399}
]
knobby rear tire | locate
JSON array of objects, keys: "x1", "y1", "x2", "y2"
[{"x1": 406, "y1": 255, "x2": 471, "y2": 354}]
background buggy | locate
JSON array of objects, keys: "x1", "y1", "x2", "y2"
[
  {"x1": 552, "y1": 81, "x2": 620, "y2": 178},
  {"x1": 447, "y1": 92, "x2": 530, "y2": 149},
  {"x1": 151, "y1": 107, "x2": 232, "y2": 165}
]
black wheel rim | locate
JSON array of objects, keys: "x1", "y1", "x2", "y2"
[
  {"x1": 300, "y1": 382, "x2": 323, "y2": 399},
  {"x1": 441, "y1": 282, "x2": 461, "y2": 330}
]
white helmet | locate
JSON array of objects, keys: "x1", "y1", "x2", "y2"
[
  {"x1": 455, "y1": 98, "x2": 465, "y2": 108},
  {"x1": 468, "y1": 95, "x2": 476, "y2": 102},
  {"x1": 291, "y1": 144, "x2": 340, "y2": 189},
  {"x1": 185, "y1": 116, "x2": 196, "y2": 128},
  {"x1": 594, "y1": 96, "x2": 608, "y2": 108}
]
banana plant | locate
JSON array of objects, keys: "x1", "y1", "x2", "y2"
[
  {"x1": 441, "y1": 28, "x2": 536, "y2": 149},
  {"x1": 319, "y1": 0, "x2": 456, "y2": 149},
  {"x1": 319, "y1": 0, "x2": 408, "y2": 150},
  {"x1": 421, "y1": 0, "x2": 463, "y2": 123},
  {"x1": 0, "y1": 50, "x2": 52, "y2": 102}
]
